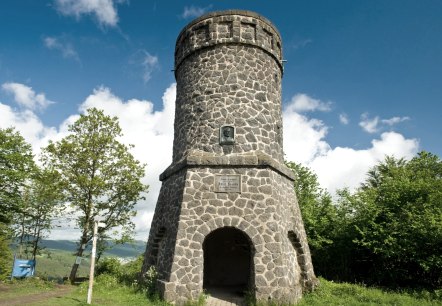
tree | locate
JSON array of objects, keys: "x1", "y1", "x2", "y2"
[
  {"x1": 0, "y1": 127, "x2": 35, "y2": 224},
  {"x1": 0, "y1": 128, "x2": 35, "y2": 279},
  {"x1": 353, "y1": 152, "x2": 442, "y2": 288},
  {"x1": 13, "y1": 168, "x2": 64, "y2": 260},
  {"x1": 42, "y1": 108, "x2": 148, "y2": 282},
  {"x1": 0, "y1": 223, "x2": 13, "y2": 280},
  {"x1": 288, "y1": 153, "x2": 442, "y2": 288}
]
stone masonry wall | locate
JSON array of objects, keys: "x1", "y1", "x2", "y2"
[
  {"x1": 172, "y1": 11, "x2": 284, "y2": 164},
  {"x1": 165, "y1": 165, "x2": 306, "y2": 303},
  {"x1": 144, "y1": 153, "x2": 317, "y2": 304},
  {"x1": 142, "y1": 169, "x2": 186, "y2": 280}
]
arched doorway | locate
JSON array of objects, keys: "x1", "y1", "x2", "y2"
[{"x1": 203, "y1": 227, "x2": 253, "y2": 297}]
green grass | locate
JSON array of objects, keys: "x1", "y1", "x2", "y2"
[
  {"x1": 28, "y1": 284, "x2": 154, "y2": 305},
  {"x1": 0, "y1": 277, "x2": 56, "y2": 300},
  {"x1": 0, "y1": 275, "x2": 162, "y2": 306},
  {"x1": 297, "y1": 278, "x2": 442, "y2": 306},
  {"x1": 2, "y1": 276, "x2": 441, "y2": 306},
  {"x1": 34, "y1": 248, "x2": 91, "y2": 280},
  {"x1": 25, "y1": 275, "x2": 169, "y2": 306}
]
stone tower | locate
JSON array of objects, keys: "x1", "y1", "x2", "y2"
[{"x1": 142, "y1": 10, "x2": 317, "y2": 304}]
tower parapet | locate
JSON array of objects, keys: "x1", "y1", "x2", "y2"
[{"x1": 175, "y1": 10, "x2": 283, "y2": 73}]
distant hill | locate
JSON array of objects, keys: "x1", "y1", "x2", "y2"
[
  {"x1": 40, "y1": 239, "x2": 146, "y2": 258},
  {"x1": 9, "y1": 239, "x2": 146, "y2": 279}
]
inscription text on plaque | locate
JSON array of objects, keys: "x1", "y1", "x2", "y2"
[{"x1": 215, "y1": 175, "x2": 241, "y2": 193}]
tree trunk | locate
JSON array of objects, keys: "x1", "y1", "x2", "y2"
[
  {"x1": 31, "y1": 225, "x2": 41, "y2": 261},
  {"x1": 69, "y1": 236, "x2": 87, "y2": 284}
]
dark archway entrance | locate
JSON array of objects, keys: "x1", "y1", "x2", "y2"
[{"x1": 203, "y1": 227, "x2": 253, "y2": 297}]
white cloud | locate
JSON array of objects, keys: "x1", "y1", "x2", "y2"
[
  {"x1": 382, "y1": 116, "x2": 410, "y2": 126},
  {"x1": 307, "y1": 132, "x2": 418, "y2": 193},
  {"x1": 339, "y1": 113, "x2": 349, "y2": 125},
  {"x1": 287, "y1": 93, "x2": 331, "y2": 113},
  {"x1": 181, "y1": 5, "x2": 210, "y2": 19},
  {"x1": 0, "y1": 104, "x2": 59, "y2": 158},
  {"x1": 129, "y1": 50, "x2": 159, "y2": 83},
  {"x1": 44, "y1": 36, "x2": 79, "y2": 61},
  {"x1": 141, "y1": 52, "x2": 159, "y2": 83},
  {"x1": 360, "y1": 113, "x2": 410, "y2": 133},
  {"x1": 291, "y1": 39, "x2": 313, "y2": 50},
  {"x1": 284, "y1": 106, "x2": 419, "y2": 194},
  {"x1": 359, "y1": 113, "x2": 380, "y2": 133},
  {"x1": 283, "y1": 100, "x2": 330, "y2": 164},
  {"x1": 2, "y1": 82, "x2": 54, "y2": 111},
  {"x1": 54, "y1": 0, "x2": 122, "y2": 27}
]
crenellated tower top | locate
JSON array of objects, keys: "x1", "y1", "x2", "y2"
[{"x1": 175, "y1": 10, "x2": 283, "y2": 74}]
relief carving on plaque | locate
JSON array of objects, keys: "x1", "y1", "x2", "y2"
[{"x1": 219, "y1": 125, "x2": 235, "y2": 145}]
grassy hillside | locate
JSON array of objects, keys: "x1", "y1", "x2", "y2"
[
  {"x1": 10, "y1": 239, "x2": 145, "y2": 281},
  {"x1": 35, "y1": 249, "x2": 90, "y2": 280},
  {"x1": 40, "y1": 239, "x2": 145, "y2": 258}
]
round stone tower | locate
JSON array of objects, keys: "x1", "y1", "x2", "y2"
[{"x1": 142, "y1": 10, "x2": 317, "y2": 304}]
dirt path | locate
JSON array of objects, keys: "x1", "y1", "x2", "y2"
[{"x1": 0, "y1": 285, "x2": 74, "y2": 306}]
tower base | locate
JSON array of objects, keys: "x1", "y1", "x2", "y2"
[{"x1": 142, "y1": 151, "x2": 318, "y2": 304}]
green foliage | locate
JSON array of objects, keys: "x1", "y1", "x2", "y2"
[
  {"x1": 42, "y1": 108, "x2": 148, "y2": 280},
  {"x1": 0, "y1": 127, "x2": 35, "y2": 224},
  {"x1": 119, "y1": 254, "x2": 144, "y2": 285},
  {"x1": 95, "y1": 254, "x2": 156, "y2": 296},
  {"x1": 350, "y1": 152, "x2": 442, "y2": 288},
  {"x1": 289, "y1": 152, "x2": 442, "y2": 289},
  {"x1": 96, "y1": 257, "x2": 122, "y2": 278},
  {"x1": 0, "y1": 224, "x2": 13, "y2": 280},
  {"x1": 141, "y1": 266, "x2": 159, "y2": 298},
  {"x1": 14, "y1": 168, "x2": 64, "y2": 259},
  {"x1": 0, "y1": 128, "x2": 35, "y2": 280},
  {"x1": 92, "y1": 273, "x2": 120, "y2": 291}
]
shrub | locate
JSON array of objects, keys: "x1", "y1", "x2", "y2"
[
  {"x1": 96, "y1": 257, "x2": 122, "y2": 278},
  {"x1": 119, "y1": 255, "x2": 144, "y2": 286},
  {"x1": 141, "y1": 266, "x2": 158, "y2": 298}
]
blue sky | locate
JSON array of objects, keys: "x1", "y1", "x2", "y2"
[{"x1": 1, "y1": 1, "x2": 441, "y2": 239}]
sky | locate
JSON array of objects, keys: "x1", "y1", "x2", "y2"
[{"x1": 1, "y1": 0, "x2": 441, "y2": 241}]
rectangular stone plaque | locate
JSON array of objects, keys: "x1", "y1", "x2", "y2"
[{"x1": 215, "y1": 175, "x2": 241, "y2": 193}]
